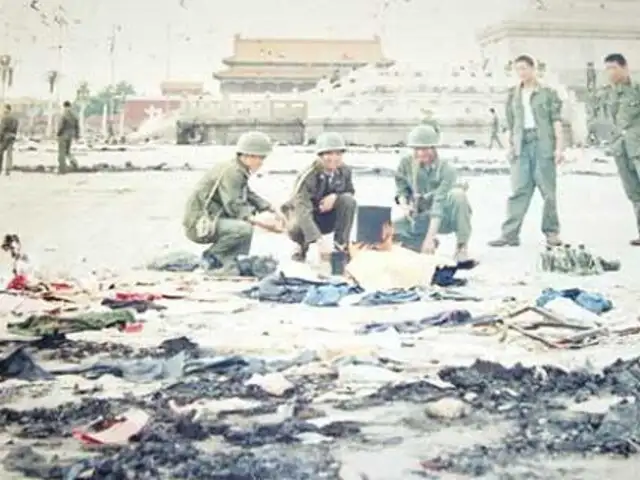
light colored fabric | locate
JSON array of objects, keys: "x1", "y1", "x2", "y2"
[{"x1": 522, "y1": 88, "x2": 536, "y2": 129}]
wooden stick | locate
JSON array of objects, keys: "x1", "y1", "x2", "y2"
[
  {"x1": 507, "y1": 324, "x2": 561, "y2": 348},
  {"x1": 556, "y1": 326, "x2": 609, "y2": 344}
]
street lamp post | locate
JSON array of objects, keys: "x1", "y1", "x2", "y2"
[
  {"x1": 76, "y1": 83, "x2": 90, "y2": 140},
  {"x1": 46, "y1": 70, "x2": 59, "y2": 139}
]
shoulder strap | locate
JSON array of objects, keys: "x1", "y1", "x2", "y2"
[
  {"x1": 204, "y1": 161, "x2": 237, "y2": 207},
  {"x1": 291, "y1": 161, "x2": 319, "y2": 198}
]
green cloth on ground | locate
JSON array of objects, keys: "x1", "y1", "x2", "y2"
[{"x1": 8, "y1": 310, "x2": 136, "y2": 336}]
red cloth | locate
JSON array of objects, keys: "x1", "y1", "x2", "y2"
[
  {"x1": 114, "y1": 292, "x2": 162, "y2": 302},
  {"x1": 6, "y1": 274, "x2": 28, "y2": 290}
]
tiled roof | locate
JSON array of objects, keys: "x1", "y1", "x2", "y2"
[
  {"x1": 214, "y1": 67, "x2": 337, "y2": 80},
  {"x1": 225, "y1": 35, "x2": 388, "y2": 64}
]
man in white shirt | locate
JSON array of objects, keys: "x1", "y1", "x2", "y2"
[{"x1": 489, "y1": 54, "x2": 565, "y2": 247}]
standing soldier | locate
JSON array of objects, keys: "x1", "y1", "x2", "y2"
[
  {"x1": 183, "y1": 131, "x2": 281, "y2": 276},
  {"x1": 392, "y1": 124, "x2": 473, "y2": 261},
  {"x1": 56, "y1": 100, "x2": 80, "y2": 174},
  {"x1": 488, "y1": 54, "x2": 565, "y2": 247},
  {"x1": 488, "y1": 107, "x2": 503, "y2": 148},
  {"x1": 0, "y1": 104, "x2": 18, "y2": 175},
  {"x1": 282, "y1": 132, "x2": 357, "y2": 262},
  {"x1": 597, "y1": 53, "x2": 640, "y2": 245}
]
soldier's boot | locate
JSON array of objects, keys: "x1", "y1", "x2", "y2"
[
  {"x1": 69, "y1": 156, "x2": 79, "y2": 171},
  {"x1": 454, "y1": 243, "x2": 470, "y2": 262},
  {"x1": 488, "y1": 237, "x2": 520, "y2": 247},
  {"x1": 545, "y1": 233, "x2": 563, "y2": 247},
  {"x1": 291, "y1": 243, "x2": 308, "y2": 262},
  {"x1": 630, "y1": 203, "x2": 640, "y2": 246}
]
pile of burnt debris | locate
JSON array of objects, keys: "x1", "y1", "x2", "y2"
[{"x1": 1, "y1": 335, "x2": 639, "y2": 479}]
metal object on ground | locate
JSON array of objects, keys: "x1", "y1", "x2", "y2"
[{"x1": 356, "y1": 205, "x2": 391, "y2": 245}]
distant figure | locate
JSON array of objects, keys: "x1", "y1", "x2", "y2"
[
  {"x1": 0, "y1": 104, "x2": 19, "y2": 175},
  {"x1": 597, "y1": 53, "x2": 640, "y2": 245},
  {"x1": 56, "y1": 100, "x2": 80, "y2": 174},
  {"x1": 488, "y1": 107, "x2": 503, "y2": 148}
]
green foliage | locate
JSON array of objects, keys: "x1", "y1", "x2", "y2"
[{"x1": 75, "y1": 81, "x2": 136, "y2": 117}]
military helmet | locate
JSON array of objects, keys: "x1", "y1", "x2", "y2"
[
  {"x1": 407, "y1": 124, "x2": 440, "y2": 148},
  {"x1": 316, "y1": 132, "x2": 346, "y2": 155},
  {"x1": 236, "y1": 131, "x2": 273, "y2": 157}
]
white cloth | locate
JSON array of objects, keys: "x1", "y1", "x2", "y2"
[{"x1": 522, "y1": 88, "x2": 536, "y2": 129}]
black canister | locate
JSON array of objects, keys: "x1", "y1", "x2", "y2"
[{"x1": 356, "y1": 205, "x2": 392, "y2": 244}]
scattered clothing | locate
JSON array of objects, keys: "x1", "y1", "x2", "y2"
[
  {"x1": 0, "y1": 347, "x2": 53, "y2": 381},
  {"x1": 357, "y1": 309, "x2": 489, "y2": 334},
  {"x1": 101, "y1": 297, "x2": 166, "y2": 313},
  {"x1": 146, "y1": 251, "x2": 202, "y2": 272},
  {"x1": 536, "y1": 288, "x2": 613, "y2": 315},
  {"x1": 8, "y1": 310, "x2": 136, "y2": 336},
  {"x1": 235, "y1": 255, "x2": 278, "y2": 279},
  {"x1": 353, "y1": 288, "x2": 421, "y2": 306},
  {"x1": 432, "y1": 260, "x2": 477, "y2": 287},
  {"x1": 303, "y1": 284, "x2": 357, "y2": 307}
]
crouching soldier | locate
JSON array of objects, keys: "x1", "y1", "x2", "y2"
[
  {"x1": 282, "y1": 132, "x2": 357, "y2": 261},
  {"x1": 393, "y1": 125, "x2": 472, "y2": 261},
  {"x1": 182, "y1": 131, "x2": 279, "y2": 275}
]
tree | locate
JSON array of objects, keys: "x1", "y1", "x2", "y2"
[{"x1": 79, "y1": 81, "x2": 136, "y2": 117}]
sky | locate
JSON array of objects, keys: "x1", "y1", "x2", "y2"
[{"x1": 0, "y1": 0, "x2": 525, "y2": 98}]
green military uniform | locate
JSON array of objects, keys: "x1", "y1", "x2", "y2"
[
  {"x1": 57, "y1": 108, "x2": 80, "y2": 173},
  {"x1": 182, "y1": 131, "x2": 273, "y2": 271},
  {"x1": 489, "y1": 112, "x2": 503, "y2": 148},
  {"x1": 594, "y1": 81, "x2": 640, "y2": 238},
  {"x1": 393, "y1": 125, "x2": 472, "y2": 251},
  {"x1": 284, "y1": 132, "x2": 357, "y2": 257},
  {"x1": 490, "y1": 84, "x2": 563, "y2": 246},
  {"x1": 0, "y1": 110, "x2": 18, "y2": 175}
]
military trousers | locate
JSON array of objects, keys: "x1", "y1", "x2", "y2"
[
  {"x1": 288, "y1": 193, "x2": 357, "y2": 248},
  {"x1": 57, "y1": 136, "x2": 78, "y2": 173},
  {"x1": 612, "y1": 142, "x2": 640, "y2": 235},
  {"x1": 0, "y1": 138, "x2": 14, "y2": 174},
  {"x1": 202, "y1": 218, "x2": 254, "y2": 267},
  {"x1": 393, "y1": 188, "x2": 472, "y2": 252},
  {"x1": 500, "y1": 130, "x2": 559, "y2": 240}
]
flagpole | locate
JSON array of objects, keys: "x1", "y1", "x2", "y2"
[{"x1": 108, "y1": 24, "x2": 116, "y2": 140}]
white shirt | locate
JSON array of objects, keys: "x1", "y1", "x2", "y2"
[{"x1": 521, "y1": 88, "x2": 536, "y2": 129}]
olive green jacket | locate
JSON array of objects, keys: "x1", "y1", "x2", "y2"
[
  {"x1": 182, "y1": 157, "x2": 271, "y2": 242},
  {"x1": 283, "y1": 159, "x2": 355, "y2": 242},
  {"x1": 592, "y1": 81, "x2": 640, "y2": 157},
  {"x1": 395, "y1": 154, "x2": 456, "y2": 218},
  {"x1": 0, "y1": 112, "x2": 18, "y2": 142},
  {"x1": 506, "y1": 83, "x2": 563, "y2": 158}
]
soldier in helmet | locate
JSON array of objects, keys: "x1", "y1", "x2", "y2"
[
  {"x1": 393, "y1": 124, "x2": 472, "y2": 260},
  {"x1": 282, "y1": 132, "x2": 357, "y2": 262},
  {"x1": 182, "y1": 131, "x2": 280, "y2": 275}
]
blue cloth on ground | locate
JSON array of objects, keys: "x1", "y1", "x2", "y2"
[
  {"x1": 303, "y1": 284, "x2": 357, "y2": 306},
  {"x1": 535, "y1": 288, "x2": 613, "y2": 314},
  {"x1": 355, "y1": 288, "x2": 421, "y2": 306}
]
